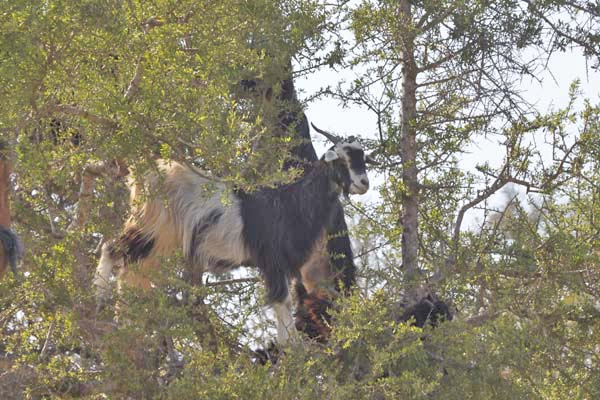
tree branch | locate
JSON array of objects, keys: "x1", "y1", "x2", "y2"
[
  {"x1": 46, "y1": 104, "x2": 118, "y2": 129},
  {"x1": 125, "y1": 55, "x2": 143, "y2": 102},
  {"x1": 67, "y1": 160, "x2": 128, "y2": 232},
  {"x1": 204, "y1": 277, "x2": 260, "y2": 287}
]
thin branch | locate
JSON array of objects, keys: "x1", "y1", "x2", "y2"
[
  {"x1": 204, "y1": 277, "x2": 260, "y2": 287},
  {"x1": 354, "y1": 234, "x2": 401, "y2": 260},
  {"x1": 524, "y1": 0, "x2": 600, "y2": 59},
  {"x1": 452, "y1": 165, "x2": 509, "y2": 248},
  {"x1": 124, "y1": 55, "x2": 143, "y2": 102},
  {"x1": 38, "y1": 319, "x2": 56, "y2": 360},
  {"x1": 417, "y1": 38, "x2": 478, "y2": 73},
  {"x1": 464, "y1": 311, "x2": 500, "y2": 326},
  {"x1": 417, "y1": 2, "x2": 459, "y2": 32},
  {"x1": 68, "y1": 160, "x2": 128, "y2": 232},
  {"x1": 45, "y1": 104, "x2": 118, "y2": 129}
]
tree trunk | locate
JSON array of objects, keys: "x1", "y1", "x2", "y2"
[{"x1": 398, "y1": 0, "x2": 420, "y2": 283}]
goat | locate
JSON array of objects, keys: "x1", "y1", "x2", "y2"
[
  {"x1": 94, "y1": 125, "x2": 373, "y2": 344},
  {"x1": 241, "y1": 73, "x2": 358, "y2": 294},
  {"x1": 398, "y1": 295, "x2": 453, "y2": 328},
  {"x1": 0, "y1": 225, "x2": 21, "y2": 279},
  {"x1": 238, "y1": 74, "x2": 359, "y2": 341},
  {"x1": 294, "y1": 287, "x2": 453, "y2": 343}
]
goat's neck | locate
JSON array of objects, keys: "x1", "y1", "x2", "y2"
[{"x1": 287, "y1": 162, "x2": 340, "y2": 218}]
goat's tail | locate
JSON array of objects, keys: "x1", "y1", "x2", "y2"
[
  {"x1": 94, "y1": 242, "x2": 116, "y2": 304},
  {"x1": 0, "y1": 225, "x2": 21, "y2": 278}
]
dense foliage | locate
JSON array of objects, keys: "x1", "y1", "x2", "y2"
[{"x1": 1, "y1": 1, "x2": 599, "y2": 398}]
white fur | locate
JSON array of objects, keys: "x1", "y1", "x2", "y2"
[
  {"x1": 95, "y1": 155, "x2": 366, "y2": 343},
  {"x1": 94, "y1": 243, "x2": 116, "y2": 304},
  {"x1": 333, "y1": 141, "x2": 370, "y2": 194},
  {"x1": 273, "y1": 294, "x2": 296, "y2": 345},
  {"x1": 349, "y1": 171, "x2": 369, "y2": 194},
  {"x1": 323, "y1": 149, "x2": 339, "y2": 162},
  {"x1": 94, "y1": 162, "x2": 251, "y2": 297},
  {"x1": 161, "y1": 163, "x2": 249, "y2": 269}
]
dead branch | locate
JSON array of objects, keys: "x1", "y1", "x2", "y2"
[
  {"x1": 68, "y1": 160, "x2": 128, "y2": 232},
  {"x1": 45, "y1": 103, "x2": 118, "y2": 129},
  {"x1": 204, "y1": 277, "x2": 260, "y2": 287},
  {"x1": 125, "y1": 55, "x2": 143, "y2": 102},
  {"x1": 38, "y1": 319, "x2": 56, "y2": 361}
]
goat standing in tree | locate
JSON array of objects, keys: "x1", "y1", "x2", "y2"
[{"x1": 94, "y1": 125, "x2": 374, "y2": 344}]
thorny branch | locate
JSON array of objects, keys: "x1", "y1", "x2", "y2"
[
  {"x1": 45, "y1": 103, "x2": 118, "y2": 130},
  {"x1": 204, "y1": 277, "x2": 260, "y2": 287},
  {"x1": 446, "y1": 122, "x2": 583, "y2": 274},
  {"x1": 68, "y1": 160, "x2": 129, "y2": 232}
]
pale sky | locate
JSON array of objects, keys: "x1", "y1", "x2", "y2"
[{"x1": 296, "y1": 48, "x2": 600, "y2": 229}]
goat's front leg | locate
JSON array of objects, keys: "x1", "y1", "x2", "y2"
[
  {"x1": 264, "y1": 269, "x2": 298, "y2": 345},
  {"x1": 273, "y1": 294, "x2": 296, "y2": 345}
]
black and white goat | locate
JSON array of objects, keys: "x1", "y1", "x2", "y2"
[{"x1": 94, "y1": 125, "x2": 373, "y2": 344}]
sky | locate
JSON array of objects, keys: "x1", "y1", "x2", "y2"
[{"x1": 295, "y1": 47, "x2": 600, "y2": 229}]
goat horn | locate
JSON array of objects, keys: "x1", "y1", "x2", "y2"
[
  {"x1": 311, "y1": 122, "x2": 341, "y2": 144},
  {"x1": 365, "y1": 152, "x2": 381, "y2": 165}
]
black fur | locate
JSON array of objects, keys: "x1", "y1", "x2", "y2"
[
  {"x1": 237, "y1": 73, "x2": 356, "y2": 292},
  {"x1": 251, "y1": 341, "x2": 281, "y2": 365},
  {"x1": 209, "y1": 259, "x2": 238, "y2": 275},
  {"x1": 0, "y1": 225, "x2": 21, "y2": 277},
  {"x1": 326, "y1": 203, "x2": 355, "y2": 291},
  {"x1": 345, "y1": 146, "x2": 367, "y2": 175},
  {"x1": 275, "y1": 75, "x2": 356, "y2": 292},
  {"x1": 399, "y1": 296, "x2": 453, "y2": 328},
  {"x1": 188, "y1": 209, "x2": 223, "y2": 265},
  {"x1": 237, "y1": 162, "x2": 345, "y2": 303},
  {"x1": 110, "y1": 226, "x2": 155, "y2": 263}
]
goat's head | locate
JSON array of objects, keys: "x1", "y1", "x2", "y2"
[{"x1": 312, "y1": 123, "x2": 377, "y2": 196}]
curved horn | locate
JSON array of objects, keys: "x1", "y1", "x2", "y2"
[
  {"x1": 365, "y1": 152, "x2": 380, "y2": 165},
  {"x1": 311, "y1": 122, "x2": 341, "y2": 144}
]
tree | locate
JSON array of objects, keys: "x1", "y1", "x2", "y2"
[
  {"x1": 0, "y1": 139, "x2": 14, "y2": 278},
  {"x1": 1, "y1": 0, "x2": 600, "y2": 398},
  {"x1": 337, "y1": 0, "x2": 600, "y2": 294},
  {"x1": 0, "y1": 1, "x2": 334, "y2": 396}
]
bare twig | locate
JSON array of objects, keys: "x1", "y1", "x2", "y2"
[
  {"x1": 204, "y1": 277, "x2": 260, "y2": 287},
  {"x1": 68, "y1": 160, "x2": 128, "y2": 232},
  {"x1": 38, "y1": 319, "x2": 56, "y2": 360},
  {"x1": 125, "y1": 56, "x2": 143, "y2": 102}
]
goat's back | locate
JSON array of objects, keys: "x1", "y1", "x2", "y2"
[{"x1": 126, "y1": 161, "x2": 248, "y2": 269}]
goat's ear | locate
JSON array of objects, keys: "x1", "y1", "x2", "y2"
[{"x1": 323, "y1": 149, "x2": 339, "y2": 162}]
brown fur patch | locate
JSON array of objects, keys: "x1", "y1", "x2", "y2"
[
  {"x1": 294, "y1": 283, "x2": 334, "y2": 342},
  {"x1": 109, "y1": 226, "x2": 155, "y2": 263}
]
